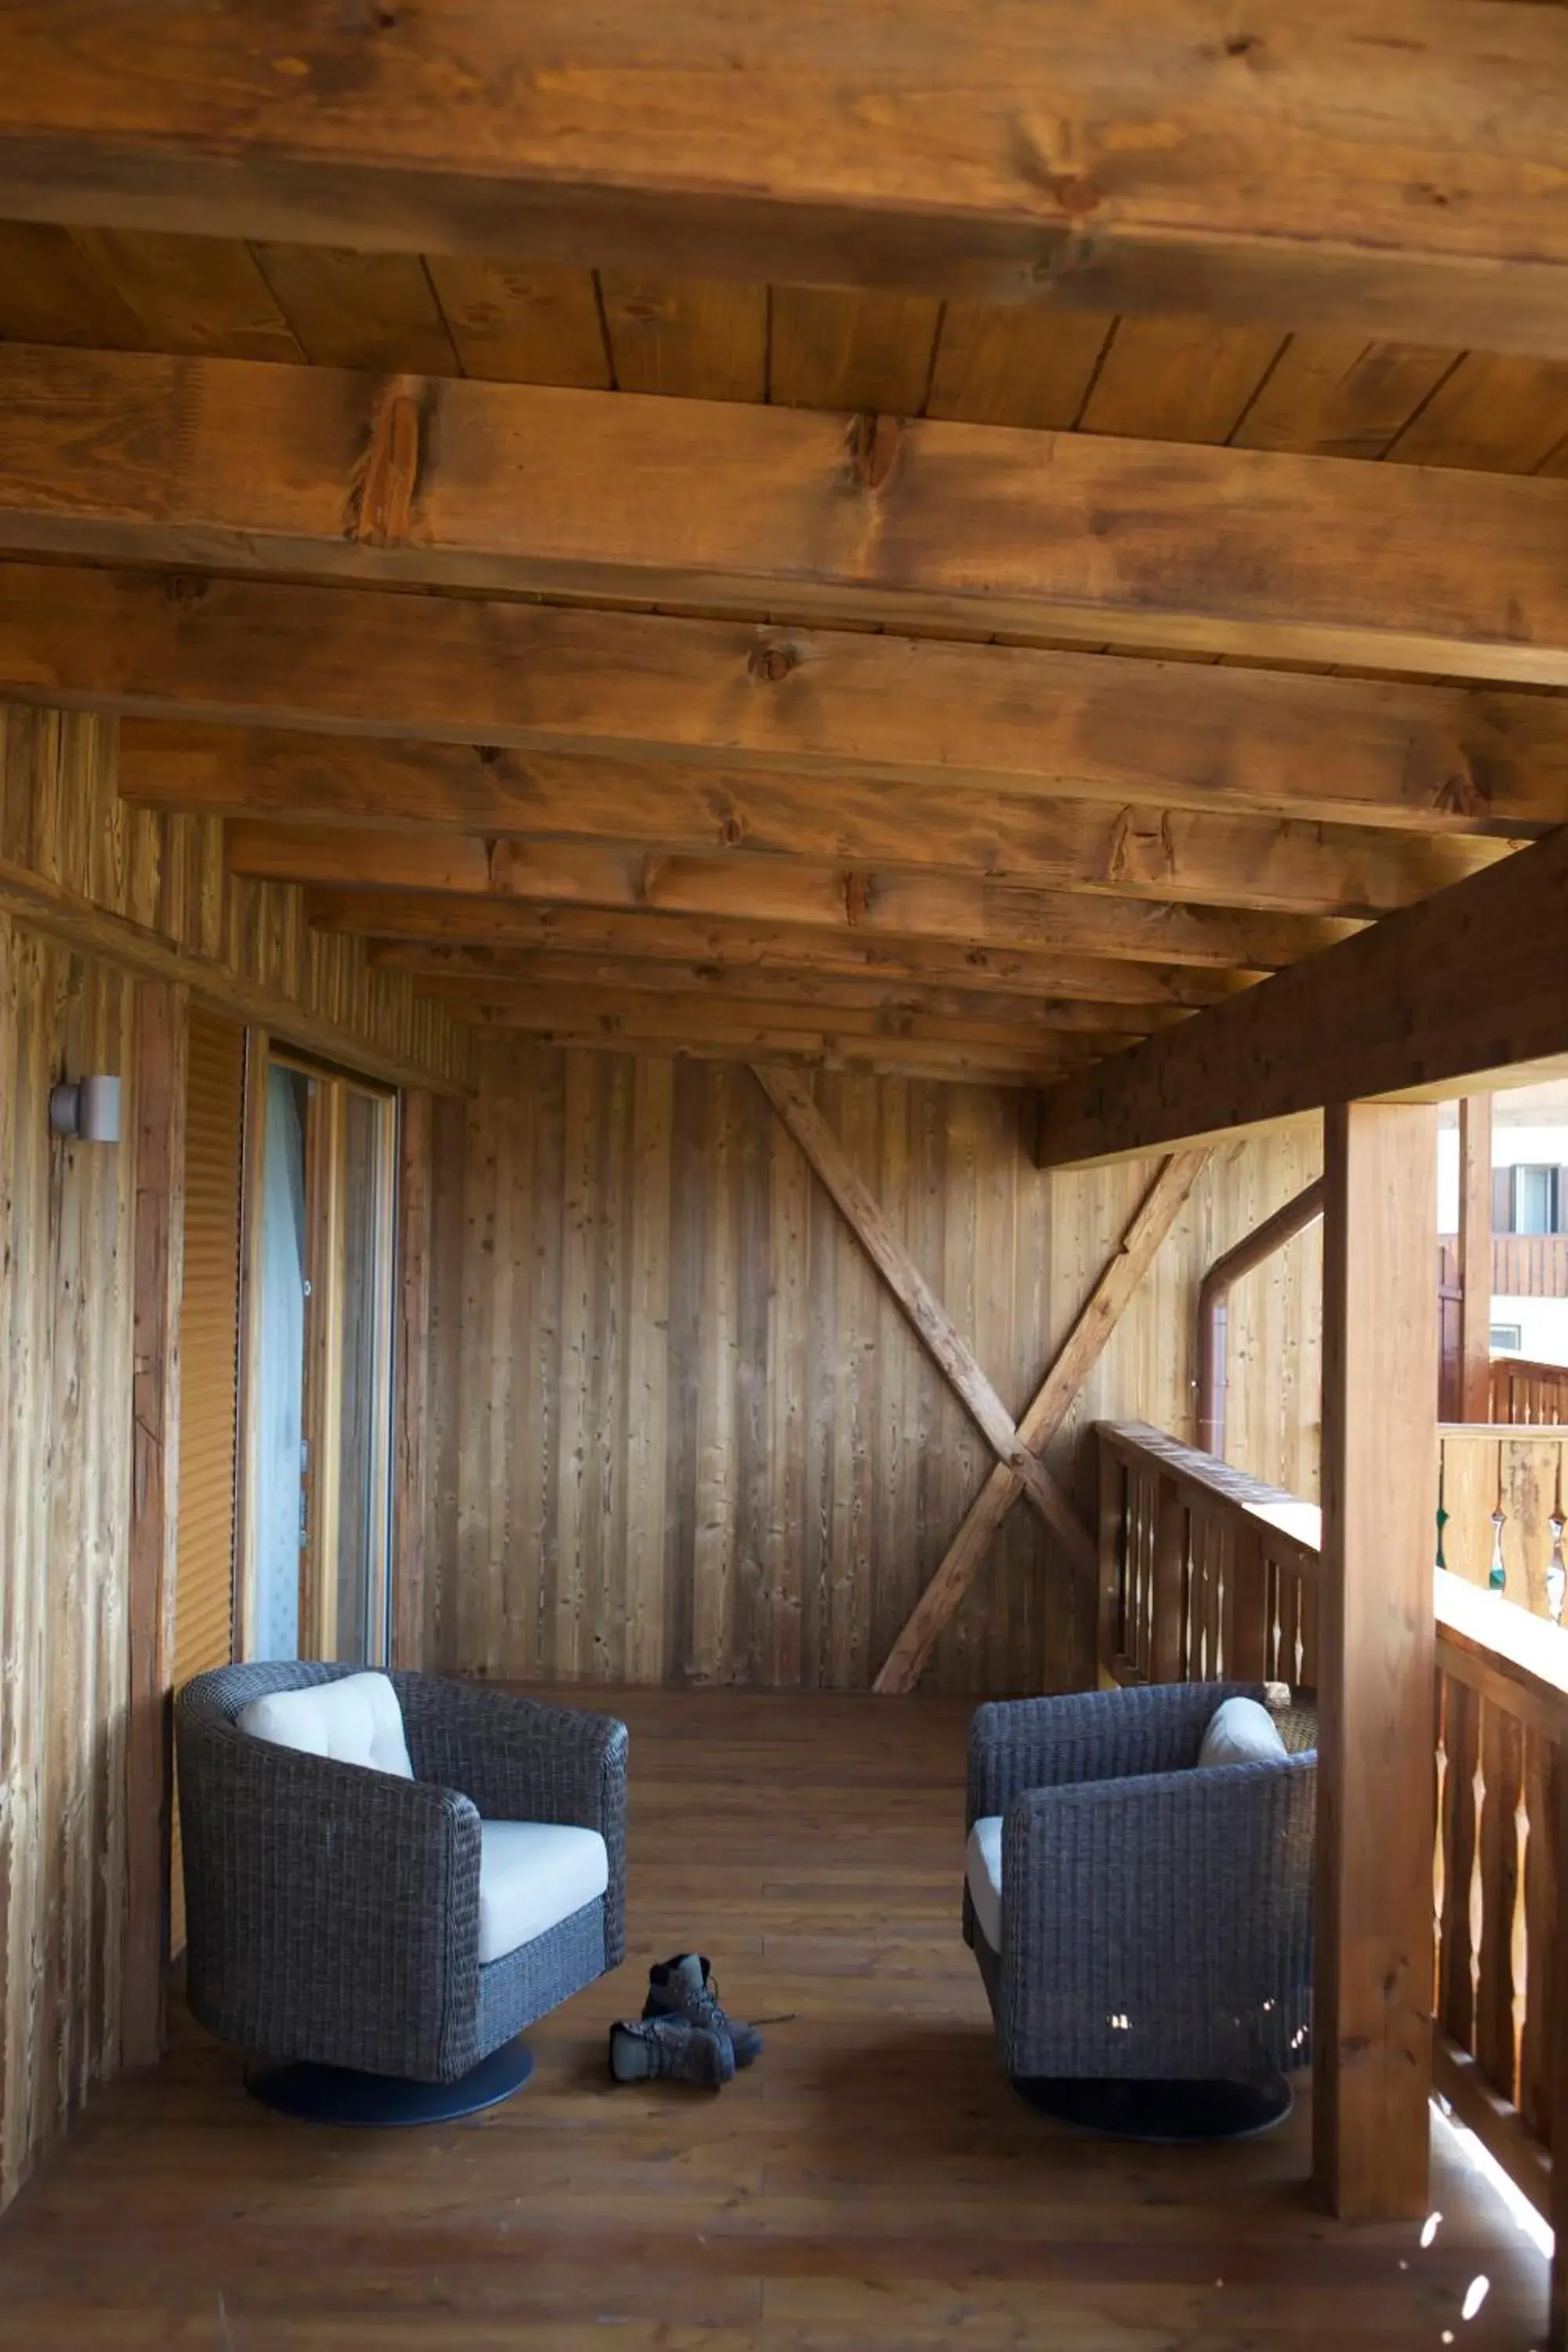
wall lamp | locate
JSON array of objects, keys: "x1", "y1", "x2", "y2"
[{"x1": 49, "y1": 1075, "x2": 122, "y2": 1145}]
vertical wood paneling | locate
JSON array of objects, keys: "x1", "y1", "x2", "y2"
[
  {"x1": 0, "y1": 913, "x2": 136, "y2": 2211},
  {"x1": 430, "y1": 1047, "x2": 1326, "y2": 1693},
  {"x1": 0, "y1": 703, "x2": 468, "y2": 1094}
]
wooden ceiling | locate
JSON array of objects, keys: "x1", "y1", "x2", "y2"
[
  {"x1": 1, "y1": 205, "x2": 1566, "y2": 1091},
  {"x1": 3, "y1": 220, "x2": 1566, "y2": 474}
]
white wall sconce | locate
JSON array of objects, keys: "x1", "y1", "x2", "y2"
[{"x1": 49, "y1": 1076, "x2": 122, "y2": 1145}]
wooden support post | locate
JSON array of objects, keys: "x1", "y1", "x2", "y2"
[
  {"x1": 753, "y1": 1065, "x2": 1095, "y2": 1576},
  {"x1": 1315, "y1": 1100, "x2": 1439, "y2": 2220},
  {"x1": 1457, "y1": 1095, "x2": 1494, "y2": 1425},
  {"x1": 875, "y1": 1149, "x2": 1209, "y2": 1694},
  {"x1": 123, "y1": 978, "x2": 188, "y2": 2070},
  {"x1": 391, "y1": 1089, "x2": 434, "y2": 1670}
]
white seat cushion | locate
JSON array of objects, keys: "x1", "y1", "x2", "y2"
[
  {"x1": 477, "y1": 1821, "x2": 609, "y2": 1965},
  {"x1": 236, "y1": 1671, "x2": 414, "y2": 1780},
  {"x1": 966, "y1": 1815, "x2": 1004, "y2": 1955},
  {"x1": 1197, "y1": 1694, "x2": 1288, "y2": 1770}
]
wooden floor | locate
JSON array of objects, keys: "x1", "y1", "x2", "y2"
[{"x1": 0, "y1": 1691, "x2": 1551, "y2": 2349}]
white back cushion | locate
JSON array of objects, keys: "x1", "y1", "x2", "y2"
[
  {"x1": 477, "y1": 1822, "x2": 609, "y2": 1963},
  {"x1": 1197, "y1": 1694, "x2": 1288, "y2": 1770},
  {"x1": 237, "y1": 1671, "x2": 414, "y2": 1780}
]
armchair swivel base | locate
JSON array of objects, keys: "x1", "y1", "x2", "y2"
[
  {"x1": 1010, "y1": 2069, "x2": 1291, "y2": 2142},
  {"x1": 246, "y1": 2034, "x2": 535, "y2": 2128}
]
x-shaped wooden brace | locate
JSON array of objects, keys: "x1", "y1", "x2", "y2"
[{"x1": 753, "y1": 1068, "x2": 1209, "y2": 1693}]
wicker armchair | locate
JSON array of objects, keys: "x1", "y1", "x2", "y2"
[
  {"x1": 176, "y1": 1661, "x2": 627, "y2": 2088},
  {"x1": 965, "y1": 1682, "x2": 1316, "y2": 2086}
]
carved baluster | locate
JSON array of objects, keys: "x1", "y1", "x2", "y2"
[
  {"x1": 1433, "y1": 1678, "x2": 1449, "y2": 2015},
  {"x1": 1489, "y1": 1506, "x2": 1508, "y2": 1595},
  {"x1": 1512, "y1": 1780, "x2": 1530, "y2": 2107},
  {"x1": 1469, "y1": 1740, "x2": 1487, "y2": 2049},
  {"x1": 1547, "y1": 1514, "x2": 1566, "y2": 1626}
]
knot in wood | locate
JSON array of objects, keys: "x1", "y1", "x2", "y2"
[
  {"x1": 844, "y1": 413, "x2": 903, "y2": 494},
  {"x1": 163, "y1": 572, "x2": 210, "y2": 609},
  {"x1": 749, "y1": 641, "x2": 799, "y2": 685}
]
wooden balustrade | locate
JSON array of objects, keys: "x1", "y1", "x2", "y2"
[
  {"x1": 1439, "y1": 1425, "x2": 1568, "y2": 1621},
  {"x1": 1491, "y1": 1236, "x2": 1568, "y2": 1303},
  {"x1": 1097, "y1": 1422, "x2": 1320, "y2": 1693},
  {"x1": 1096, "y1": 1421, "x2": 1568, "y2": 2326},
  {"x1": 1490, "y1": 1355, "x2": 1568, "y2": 1428}
]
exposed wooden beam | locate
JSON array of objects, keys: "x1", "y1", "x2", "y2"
[
  {"x1": 0, "y1": 5, "x2": 1566, "y2": 355},
  {"x1": 874, "y1": 1147, "x2": 1209, "y2": 1694},
  {"x1": 753, "y1": 1067, "x2": 1097, "y2": 1570},
  {"x1": 470, "y1": 1025, "x2": 1079, "y2": 1087},
  {"x1": 437, "y1": 977, "x2": 1139, "y2": 1065},
  {"x1": 18, "y1": 571, "x2": 1568, "y2": 837},
  {"x1": 123, "y1": 978, "x2": 187, "y2": 2069},
  {"x1": 0, "y1": 850, "x2": 466, "y2": 1094},
  {"x1": 120, "y1": 722, "x2": 1514, "y2": 916},
  {"x1": 342, "y1": 902, "x2": 1248, "y2": 1008},
  {"x1": 1, "y1": 353, "x2": 1567, "y2": 680},
  {"x1": 227, "y1": 824, "x2": 1352, "y2": 971},
  {"x1": 1315, "y1": 1099, "x2": 1437, "y2": 2220},
  {"x1": 1033, "y1": 830, "x2": 1568, "y2": 1169},
  {"x1": 1457, "y1": 1096, "x2": 1495, "y2": 1425},
  {"x1": 376, "y1": 942, "x2": 1184, "y2": 1032}
]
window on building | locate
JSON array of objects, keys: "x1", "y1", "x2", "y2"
[
  {"x1": 1496, "y1": 1165, "x2": 1566, "y2": 1236},
  {"x1": 1490, "y1": 1323, "x2": 1524, "y2": 1353}
]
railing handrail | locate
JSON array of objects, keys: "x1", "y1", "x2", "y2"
[{"x1": 1098, "y1": 1420, "x2": 1322, "y2": 1579}]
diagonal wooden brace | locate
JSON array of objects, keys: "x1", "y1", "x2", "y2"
[
  {"x1": 752, "y1": 1065, "x2": 1098, "y2": 1581},
  {"x1": 875, "y1": 1145, "x2": 1211, "y2": 1693}
]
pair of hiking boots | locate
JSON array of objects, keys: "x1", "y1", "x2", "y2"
[{"x1": 608, "y1": 1954, "x2": 762, "y2": 2089}]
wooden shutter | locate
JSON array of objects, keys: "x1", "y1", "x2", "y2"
[{"x1": 170, "y1": 1009, "x2": 245, "y2": 1951}]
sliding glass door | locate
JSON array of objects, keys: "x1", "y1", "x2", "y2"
[{"x1": 241, "y1": 1047, "x2": 397, "y2": 1667}]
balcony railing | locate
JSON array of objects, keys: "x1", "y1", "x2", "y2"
[
  {"x1": 1490, "y1": 1356, "x2": 1568, "y2": 1428},
  {"x1": 1493, "y1": 1234, "x2": 1568, "y2": 1301},
  {"x1": 1097, "y1": 1417, "x2": 1568, "y2": 2308}
]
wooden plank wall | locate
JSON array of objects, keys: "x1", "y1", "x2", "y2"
[
  {"x1": 0, "y1": 910, "x2": 136, "y2": 2209},
  {"x1": 425, "y1": 1042, "x2": 1323, "y2": 1692},
  {"x1": 0, "y1": 702, "x2": 469, "y2": 1092}
]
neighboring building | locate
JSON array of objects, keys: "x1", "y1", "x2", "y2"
[{"x1": 1438, "y1": 1080, "x2": 1568, "y2": 1368}]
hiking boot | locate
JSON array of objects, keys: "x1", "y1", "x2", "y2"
[
  {"x1": 643, "y1": 1954, "x2": 763, "y2": 2070},
  {"x1": 608, "y1": 2013, "x2": 735, "y2": 2089}
]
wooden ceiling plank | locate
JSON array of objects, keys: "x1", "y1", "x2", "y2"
[
  {"x1": 71, "y1": 228, "x2": 305, "y2": 362},
  {"x1": 421, "y1": 256, "x2": 612, "y2": 387},
  {"x1": 1032, "y1": 829, "x2": 1568, "y2": 1169},
  {"x1": 0, "y1": 220, "x2": 149, "y2": 348},
  {"x1": 768, "y1": 286, "x2": 943, "y2": 413},
  {"x1": 2, "y1": 347, "x2": 1567, "y2": 681},
  {"x1": 224, "y1": 820, "x2": 1354, "y2": 968},
  {"x1": 2, "y1": 2, "x2": 1567, "y2": 355},
  {"x1": 121, "y1": 719, "x2": 1512, "y2": 918},
  {"x1": 1231, "y1": 333, "x2": 1459, "y2": 461},
  {"x1": 251, "y1": 243, "x2": 462, "y2": 375},
  {"x1": 307, "y1": 887, "x2": 1254, "y2": 1004},
  {"x1": 1077, "y1": 316, "x2": 1286, "y2": 445},
  {"x1": 597, "y1": 274, "x2": 768, "y2": 401},
  {"x1": 1385, "y1": 351, "x2": 1568, "y2": 475},
  {"x1": 365, "y1": 939, "x2": 1184, "y2": 1029},
  {"x1": 925, "y1": 305, "x2": 1112, "y2": 430},
  {"x1": 13, "y1": 564, "x2": 1568, "y2": 837}
]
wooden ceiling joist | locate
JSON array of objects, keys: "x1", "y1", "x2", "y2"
[
  {"x1": 120, "y1": 722, "x2": 1514, "y2": 918},
  {"x1": 2, "y1": 350, "x2": 1568, "y2": 680},
  {"x1": 0, "y1": 5, "x2": 1565, "y2": 356},
  {"x1": 333, "y1": 903, "x2": 1250, "y2": 1009},
  {"x1": 369, "y1": 944, "x2": 1195, "y2": 1033},
  {"x1": 16, "y1": 569, "x2": 1567, "y2": 833},
  {"x1": 1032, "y1": 828, "x2": 1568, "y2": 1168},
  {"x1": 224, "y1": 822, "x2": 1353, "y2": 970}
]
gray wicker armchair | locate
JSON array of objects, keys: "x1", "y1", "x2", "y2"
[
  {"x1": 176, "y1": 1662, "x2": 627, "y2": 2092},
  {"x1": 965, "y1": 1682, "x2": 1316, "y2": 2089}
]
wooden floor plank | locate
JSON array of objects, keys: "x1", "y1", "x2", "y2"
[{"x1": 0, "y1": 1690, "x2": 1547, "y2": 2349}]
